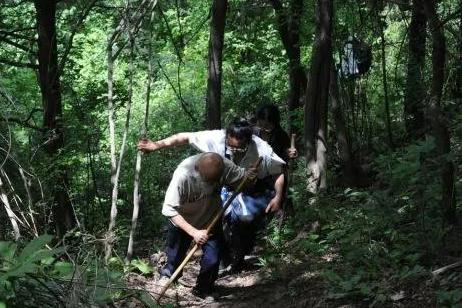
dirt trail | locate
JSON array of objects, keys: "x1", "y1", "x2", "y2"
[{"x1": 127, "y1": 250, "x2": 328, "y2": 308}]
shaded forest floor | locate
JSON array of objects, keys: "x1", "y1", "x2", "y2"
[
  {"x1": 123, "y1": 232, "x2": 445, "y2": 308},
  {"x1": 121, "y1": 151, "x2": 462, "y2": 307}
]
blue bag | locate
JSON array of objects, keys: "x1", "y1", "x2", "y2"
[{"x1": 221, "y1": 187, "x2": 272, "y2": 223}]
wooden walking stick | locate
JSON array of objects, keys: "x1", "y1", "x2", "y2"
[
  {"x1": 279, "y1": 134, "x2": 296, "y2": 227},
  {"x1": 156, "y1": 157, "x2": 263, "y2": 302}
]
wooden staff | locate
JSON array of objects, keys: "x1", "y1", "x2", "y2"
[
  {"x1": 280, "y1": 134, "x2": 296, "y2": 227},
  {"x1": 156, "y1": 157, "x2": 263, "y2": 302},
  {"x1": 290, "y1": 134, "x2": 296, "y2": 157}
]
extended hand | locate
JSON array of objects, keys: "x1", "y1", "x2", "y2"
[
  {"x1": 265, "y1": 195, "x2": 282, "y2": 213},
  {"x1": 287, "y1": 148, "x2": 298, "y2": 159},
  {"x1": 192, "y1": 229, "x2": 209, "y2": 245},
  {"x1": 137, "y1": 139, "x2": 160, "y2": 153}
]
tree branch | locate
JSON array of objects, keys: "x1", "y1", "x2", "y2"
[
  {"x1": 59, "y1": 0, "x2": 99, "y2": 74},
  {"x1": 0, "y1": 36, "x2": 33, "y2": 53},
  {"x1": 0, "y1": 27, "x2": 35, "y2": 34},
  {"x1": 109, "y1": 0, "x2": 156, "y2": 61},
  {"x1": 0, "y1": 117, "x2": 45, "y2": 132},
  {"x1": 157, "y1": 2, "x2": 184, "y2": 63},
  {"x1": 0, "y1": 58, "x2": 38, "y2": 69},
  {"x1": 0, "y1": 105, "x2": 44, "y2": 132},
  {"x1": 0, "y1": 30, "x2": 33, "y2": 40},
  {"x1": 156, "y1": 59, "x2": 197, "y2": 123}
]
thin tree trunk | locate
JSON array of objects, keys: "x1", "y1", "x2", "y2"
[
  {"x1": 269, "y1": 0, "x2": 307, "y2": 135},
  {"x1": 205, "y1": 0, "x2": 227, "y2": 129},
  {"x1": 330, "y1": 68, "x2": 358, "y2": 185},
  {"x1": 453, "y1": 2, "x2": 462, "y2": 99},
  {"x1": 105, "y1": 29, "x2": 135, "y2": 261},
  {"x1": 404, "y1": 0, "x2": 427, "y2": 139},
  {"x1": 423, "y1": 0, "x2": 456, "y2": 225},
  {"x1": 19, "y1": 168, "x2": 38, "y2": 236},
  {"x1": 126, "y1": 11, "x2": 155, "y2": 264},
  {"x1": 105, "y1": 40, "x2": 117, "y2": 261},
  {"x1": 304, "y1": 0, "x2": 333, "y2": 192},
  {"x1": 376, "y1": 8, "x2": 393, "y2": 148},
  {"x1": 34, "y1": 0, "x2": 76, "y2": 238},
  {"x1": 0, "y1": 172, "x2": 21, "y2": 240}
]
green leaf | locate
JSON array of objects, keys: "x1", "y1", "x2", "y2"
[
  {"x1": 138, "y1": 291, "x2": 159, "y2": 307},
  {"x1": 454, "y1": 289, "x2": 462, "y2": 303},
  {"x1": 308, "y1": 233, "x2": 319, "y2": 241},
  {"x1": 18, "y1": 234, "x2": 53, "y2": 262},
  {"x1": 0, "y1": 242, "x2": 17, "y2": 265},
  {"x1": 21, "y1": 249, "x2": 57, "y2": 266},
  {"x1": 53, "y1": 261, "x2": 74, "y2": 279},
  {"x1": 41, "y1": 256, "x2": 56, "y2": 266},
  {"x1": 2, "y1": 262, "x2": 38, "y2": 279},
  {"x1": 130, "y1": 259, "x2": 153, "y2": 275}
]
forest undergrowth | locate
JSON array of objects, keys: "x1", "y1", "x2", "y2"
[{"x1": 1, "y1": 135, "x2": 461, "y2": 307}]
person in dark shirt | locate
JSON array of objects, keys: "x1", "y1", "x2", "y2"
[{"x1": 253, "y1": 104, "x2": 297, "y2": 161}]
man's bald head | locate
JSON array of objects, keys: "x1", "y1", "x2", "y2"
[{"x1": 196, "y1": 152, "x2": 225, "y2": 183}]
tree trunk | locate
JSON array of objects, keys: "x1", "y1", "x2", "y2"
[
  {"x1": 105, "y1": 41, "x2": 117, "y2": 262},
  {"x1": 304, "y1": 0, "x2": 333, "y2": 192},
  {"x1": 19, "y1": 168, "x2": 38, "y2": 237},
  {"x1": 205, "y1": 0, "x2": 228, "y2": 129},
  {"x1": 376, "y1": 7, "x2": 394, "y2": 148},
  {"x1": 269, "y1": 0, "x2": 307, "y2": 135},
  {"x1": 34, "y1": 0, "x2": 76, "y2": 238},
  {"x1": 126, "y1": 11, "x2": 155, "y2": 264},
  {"x1": 423, "y1": 0, "x2": 456, "y2": 225},
  {"x1": 0, "y1": 172, "x2": 21, "y2": 240},
  {"x1": 105, "y1": 33, "x2": 135, "y2": 262},
  {"x1": 330, "y1": 68, "x2": 358, "y2": 185},
  {"x1": 404, "y1": 0, "x2": 427, "y2": 139},
  {"x1": 453, "y1": 4, "x2": 462, "y2": 100}
]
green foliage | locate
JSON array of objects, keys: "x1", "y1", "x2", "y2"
[
  {"x1": 130, "y1": 259, "x2": 154, "y2": 275},
  {"x1": 267, "y1": 131, "x2": 461, "y2": 305},
  {"x1": 107, "y1": 256, "x2": 154, "y2": 276},
  {"x1": 0, "y1": 235, "x2": 154, "y2": 306},
  {"x1": 437, "y1": 289, "x2": 462, "y2": 307},
  {"x1": 1, "y1": 0, "x2": 462, "y2": 306},
  {"x1": 0, "y1": 235, "x2": 58, "y2": 300}
]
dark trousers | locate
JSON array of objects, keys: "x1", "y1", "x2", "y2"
[
  {"x1": 223, "y1": 211, "x2": 264, "y2": 266},
  {"x1": 161, "y1": 221, "x2": 223, "y2": 291},
  {"x1": 221, "y1": 189, "x2": 271, "y2": 266}
]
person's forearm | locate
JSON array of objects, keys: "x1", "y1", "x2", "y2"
[
  {"x1": 274, "y1": 173, "x2": 285, "y2": 200},
  {"x1": 170, "y1": 215, "x2": 197, "y2": 237},
  {"x1": 157, "y1": 132, "x2": 191, "y2": 148}
]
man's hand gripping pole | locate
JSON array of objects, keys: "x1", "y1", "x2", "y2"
[{"x1": 156, "y1": 157, "x2": 263, "y2": 302}]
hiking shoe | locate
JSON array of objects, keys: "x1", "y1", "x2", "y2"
[
  {"x1": 230, "y1": 259, "x2": 245, "y2": 274},
  {"x1": 158, "y1": 267, "x2": 172, "y2": 277},
  {"x1": 192, "y1": 286, "x2": 216, "y2": 299},
  {"x1": 218, "y1": 264, "x2": 232, "y2": 276}
]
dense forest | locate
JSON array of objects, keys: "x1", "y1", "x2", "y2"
[{"x1": 0, "y1": 0, "x2": 461, "y2": 306}]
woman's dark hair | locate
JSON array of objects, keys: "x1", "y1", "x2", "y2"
[
  {"x1": 255, "y1": 104, "x2": 281, "y2": 126},
  {"x1": 225, "y1": 118, "x2": 252, "y2": 142}
]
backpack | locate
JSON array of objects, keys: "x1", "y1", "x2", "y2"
[{"x1": 341, "y1": 36, "x2": 372, "y2": 78}]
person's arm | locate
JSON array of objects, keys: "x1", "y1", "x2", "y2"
[
  {"x1": 137, "y1": 132, "x2": 192, "y2": 153},
  {"x1": 265, "y1": 173, "x2": 285, "y2": 213},
  {"x1": 162, "y1": 175, "x2": 209, "y2": 245},
  {"x1": 170, "y1": 215, "x2": 209, "y2": 245},
  {"x1": 222, "y1": 157, "x2": 258, "y2": 190}
]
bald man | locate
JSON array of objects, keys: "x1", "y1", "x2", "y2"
[{"x1": 160, "y1": 153, "x2": 247, "y2": 298}]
